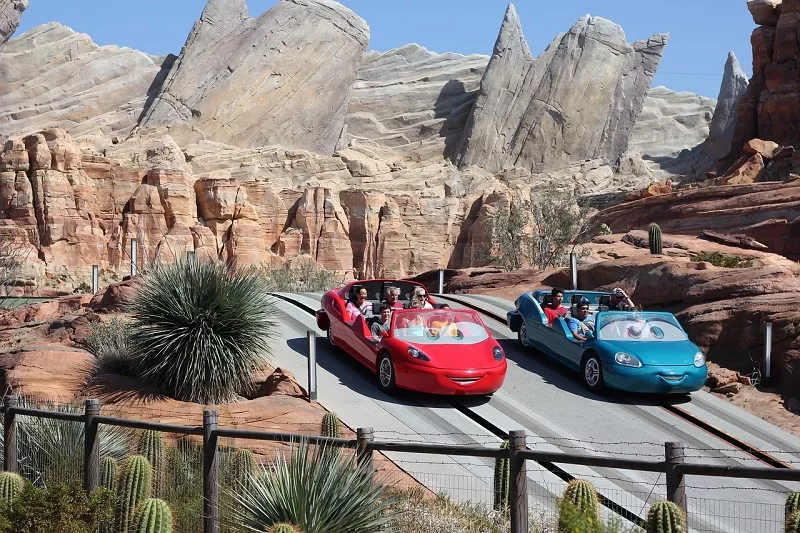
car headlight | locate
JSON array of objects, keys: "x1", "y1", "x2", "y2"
[
  {"x1": 407, "y1": 347, "x2": 430, "y2": 362},
  {"x1": 493, "y1": 346, "x2": 505, "y2": 361},
  {"x1": 614, "y1": 352, "x2": 643, "y2": 368},
  {"x1": 694, "y1": 351, "x2": 706, "y2": 367}
]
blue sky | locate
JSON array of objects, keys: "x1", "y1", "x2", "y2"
[{"x1": 14, "y1": 0, "x2": 754, "y2": 98}]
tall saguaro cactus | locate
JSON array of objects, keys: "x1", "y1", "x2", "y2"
[
  {"x1": 138, "y1": 430, "x2": 165, "y2": 496},
  {"x1": 132, "y1": 498, "x2": 173, "y2": 533},
  {"x1": 648, "y1": 223, "x2": 663, "y2": 255},
  {"x1": 646, "y1": 500, "x2": 685, "y2": 533},
  {"x1": 0, "y1": 472, "x2": 23, "y2": 506},
  {"x1": 493, "y1": 440, "x2": 510, "y2": 511},
  {"x1": 115, "y1": 455, "x2": 154, "y2": 533}
]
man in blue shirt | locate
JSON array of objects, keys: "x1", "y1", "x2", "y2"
[{"x1": 567, "y1": 297, "x2": 595, "y2": 342}]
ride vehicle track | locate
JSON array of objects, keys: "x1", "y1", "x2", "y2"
[{"x1": 434, "y1": 293, "x2": 794, "y2": 470}]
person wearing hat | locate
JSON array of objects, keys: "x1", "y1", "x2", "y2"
[
  {"x1": 609, "y1": 287, "x2": 635, "y2": 311},
  {"x1": 567, "y1": 297, "x2": 595, "y2": 342}
]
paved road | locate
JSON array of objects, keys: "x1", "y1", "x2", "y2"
[{"x1": 269, "y1": 292, "x2": 800, "y2": 532}]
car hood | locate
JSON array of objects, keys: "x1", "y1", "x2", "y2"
[
  {"x1": 598, "y1": 340, "x2": 700, "y2": 366},
  {"x1": 403, "y1": 340, "x2": 500, "y2": 370}
]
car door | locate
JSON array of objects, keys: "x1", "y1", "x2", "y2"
[{"x1": 343, "y1": 314, "x2": 380, "y2": 370}]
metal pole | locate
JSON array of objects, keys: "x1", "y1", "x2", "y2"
[
  {"x1": 203, "y1": 410, "x2": 219, "y2": 533},
  {"x1": 570, "y1": 252, "x2": 578, "y2": 290},
  {"x1": 91, "y1": 265, "x2": 99, "y2": 294},
  {"x1": 130, "y1": 238, "x2": 138, "y2": 277},
  {"x1": 665, "y1": 441, "x2": 687, "y2": 518},
  {"x1": 356, "y1": 427, "x2": 374, "y2": 483},
  {"x1": 84, "y1": 399, "x2": 100, "y2": 493},
  {"x1": 764, "y1": 320, "x2": 773, "y2": 382},
  {"x1": 307, "y1": 330, "x2": 318, "y2": 402},
  {"x1": 438, "y1": 269, "x2": 444, "y2": 294},
  {"x1": 3, "y1": 396, "x2": 17, "y2": 473},
  {"x1": 509, "y1": 429, "x2": 528, "y2": 533}
]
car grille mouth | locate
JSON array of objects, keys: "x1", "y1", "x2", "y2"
[
  {"x1": 448, "y1": 376, "x2": 484, "y2": 385},
  {"x1": 660, "y1": 375, "x2": 685, "y2": 382}
]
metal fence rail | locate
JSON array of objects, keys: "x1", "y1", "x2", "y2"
[{"x1": 3, "y1": 395, "x2": 800, "y2": 533}]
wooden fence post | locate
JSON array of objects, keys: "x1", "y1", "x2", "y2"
[
  {"x1": 509, "y1": 429, "x2": 528, "y2": 533},
  {"x1": 356, "y1": 427, "x2": 374, "y2": 482},
  {"x1": 3, "y1": 395, "x2": 17, "y2": 473},
  {"x1": 84, "y1": 399, "x2": 100, "y2": 493},
  {"x1": 203, "y1": 410, "x2": 219, "y2": 533},
  {"x1": 665, "y1": 441, "x2": 687, "y2": 517}
]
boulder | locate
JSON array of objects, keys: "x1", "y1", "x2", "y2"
[
  {"x1": 138, "y1": 0, "x2": 369, "y2": 154},
  {"x1": 748, "y1": 0, "x2": 782, "y2": 26},
  {"x1": 455, "y1": 5, "x2": 668, "y2": 174},
  {"x1": 0, "y1": 345, "x2": 95, "y2": 402},
  {"x1": 744, "y1": 139, "x2": 781, "y2": 159},
  {"x1": 720, "y1": 152, "x2": 765, "y2": 184},
  {"x1": 702, "y1": 230, "x2": 769, "y2": 250},
  {"x1": 89, "y1": 279, "x2": 136, "y2": 313},
  {"x1": 250, "y1": 367, "x2": 307, "y2": 398}
]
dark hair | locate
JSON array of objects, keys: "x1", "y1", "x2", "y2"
[
  {"x1": 379, "y1": 304, "x2": 391, "y2": 313},
  {"x1": 440, "y1": 304, "x2": 451, "y2": 309},
  {"x1": 551, "y1": 287, "x2": 564, "y2": 297}
]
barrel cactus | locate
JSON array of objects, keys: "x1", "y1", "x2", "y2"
[
  {"x1": 115, "y1": 455, "x2": 154, "y2": 533},
  {"x1": 101, "y1": 456, "x2": 118, "y2": 492},
  {"x1": 267, "y1": 524, "x2": 301, "y2": 533},
  {"x1": 788, "y1": 511, "x2": 800, "y2": 533},
  {"x1": 648, "y1": 223, "x2": 663, "y2": 255},
  {"x1": 131, "y1": 498, "x2": 172, "y2": 533},
  {"x1": 138, "y1": 430, "x2": 165, "y2": 496},
  {"x1": 558, "y1": 479, "x2": 599, "y2": 532},
  {"x1": 0, "y1": 472, "x2": 24, "y2": 506},
  {"x1": 493, "y1": 440, "x2": 510, "y2": 511},
  {"x1": 646, "y1": 501, "x2": 685, "y2": 533},
  {"x1": 321, "y1": 411, "x2": 342, "y2": 438},
  {"x1": 788, "y1": 491, "x2": 800, "y2": 520},
  {"x1": 232, "y1": 448, "x2": 258, "y2": 492}
]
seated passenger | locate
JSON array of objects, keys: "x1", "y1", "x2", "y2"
[
  {"x1": 412, "y1": 286, "x2": 434, "y2": 309},
  {"x1": 398, "y1": 299, "x2": 426, "y2": 335},
  {"x1": 383, "y1": 286, "x2": 404, "y2": 309},
  {"x1": 567, "y1": 298, "x2": 595, "y2": 343},
  {"x1": 609, "y1": 287, "x2": 635, "y2": 311},
  {"x1": 370, "y1": 304, "x2": 392, "y2": 341},
  {"x1": 544, "y1": 287, "x2": 568, "y2": 325},
  {"x1": 345, "y1": 287, "x2": 371, "y2": 318},
  {"x1": 429, "y1": 304, "x2": 458, "y2": 336}
]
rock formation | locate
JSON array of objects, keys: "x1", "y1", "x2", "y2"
[
  {"x1": 0, "y1": 0, "x2": 26, "y2": 47},
  {"x1": 138, "y1": 0, "x2": 369, "y2": 154},
  {"x1": 704, "y1": 52, "x2": 750, "y2": 161},
  {"x1": 455, "y1": 4, "x2": 668, "y2": 174}
]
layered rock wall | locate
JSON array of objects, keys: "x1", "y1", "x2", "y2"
[{"x1": 0, "y1": 0, "x2": 26, "y2": 47}]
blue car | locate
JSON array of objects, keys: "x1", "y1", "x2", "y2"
[{"x1": 506, "y1": 290, "x2": 708, "y2": 394}]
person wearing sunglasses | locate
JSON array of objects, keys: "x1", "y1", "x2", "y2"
[{"x1": 567, "y1": 297, "x2": 595, "y2": 343}]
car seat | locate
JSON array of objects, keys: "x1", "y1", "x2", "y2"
[
  {"x1": 598, "y1": 294, "x2": 611, "y2": 311},
  {"x1": 541, "y1": 294, "x2": 553, "y2": 306}
]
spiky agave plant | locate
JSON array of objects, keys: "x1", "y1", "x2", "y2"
[
  {"x1": 227, "y1": 440, "x2": 397, "y2": 533},
  {"x1": 128, "y1": 259, "x2": 276, "y2": 404}
]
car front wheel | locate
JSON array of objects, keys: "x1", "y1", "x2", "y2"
[
  {"x1": 581, "y1": 353, "x2": 604, "y2": 392},
  {"x1": 377, "y1": 352, "x2": 397, "y2": 394},
  {"x1": 518, "y1": 320, "x2": 531, "y2": 350},
  {"x1": 326, "y1": 326, "x2": 337, "y2": 350}
]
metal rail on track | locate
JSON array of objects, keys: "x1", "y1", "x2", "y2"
[{"x1": 433, "y1": 293, "x2": 795, "y2": 470}]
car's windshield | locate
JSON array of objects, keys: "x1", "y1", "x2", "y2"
[
  {"x1": 392, "y1": 309, "x2": 489, "y2": 345},
  {"x1": 595, "y1": 312, "x2": 687, "y2": 342}
]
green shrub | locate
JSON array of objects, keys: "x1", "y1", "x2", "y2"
[
  {"x1": 258, "y1": 261, "x2": 338, "y2": 293},
  {"x1": 129, "y1": 259, "x2": 276, "y2": 403},
  {"x1": 690, "y1": 251, "x2": 754, "y2": 268},
  {"x1": 84, "y1": 317, "x2": 135, "y2": 376},
  {"x1": 0, "y1": 482, "x2": 114, "y2": 533},
  {"x1": 228, "y1": 440, "x2": 396, "y2": 533},
  {"x1": 598, "y1": 223, "x2": 612, "y2": 236}
]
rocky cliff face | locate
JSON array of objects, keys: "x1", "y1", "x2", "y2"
[
  {"x1": 0, "y1": 0, "x2": 26, "y2": 47},
  {"x1": 138, "y1": 0, "x2": 369, "y2": 154},
  {"x1": 455, "y1": 5, "x2": 668, "y2": 174}
]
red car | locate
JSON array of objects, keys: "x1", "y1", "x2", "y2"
[{"x1": 315, "y1": 280, "x2": 507, "y2": 395}]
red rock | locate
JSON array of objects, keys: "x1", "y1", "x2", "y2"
[
  {"x1": 0, "y1": 345, "x2": 95, "y2": 402},
  {"x1": 744, "y1": 139, "x2": 781, "y2": 159},
  {"x1": 251, "y1": 367, "x2": 308, "y2": 398},
  {"x1": 720, "y1": 153, "x2": 764, "y2": 185},
  {"x1": 89, "y1": 279, "x2": 136, "y2": 313},
  {"x1": 714, "y1": 382, "x2": 743, "y2": 394},
  {"x1": 707, "y1": 366, "x2": 740, "y2": 389},
  {"x1": 624, "y1": 180, "x2": 673, "y2": 201},
  {"x1": 702, "y1": 230, "x2": 769, "y2": 250}
]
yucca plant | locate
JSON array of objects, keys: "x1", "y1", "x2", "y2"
[
  {"x1": 227, "y1": 440, "x2": 397, "y2": 533},
  {"x1": 84, "y1": 317, "x2": 135, "y2": 376},
  {"x1": 128, "y1": 259, "x2": 277, "y2": 403}
]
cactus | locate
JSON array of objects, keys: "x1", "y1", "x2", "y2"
[
  {"x1": 648, "y1": 223, "x2": 662, "y2": 255},
  {"x1": 267, "y1": 523, "x2": 301, "y2": 533},
  {"x1": 558, "y1": 479, "x2": 599, "y2": 532},
  {"x1": 493, "y1": 440, "x2": 510, "y2": 511},
  {"x1": 231, "y1": 448, "x2": 257, "y2": 493},
  {"x1": 646, "y1": 501, "x2": 685, "y2": 533},
  {"x1": 321, "y1": 411, "x2": 342, "y2": 438},
  {"x1": 115, "y1": 455, "x2": 154, "y2": 533},
  {"x1": 138, "y1": 430, "x2": 165, "y2": 496},
  {"x1": 788, "y1": 511, "x2": 800, "y2": 533},
  {"x1": 100, "y1": 456, "x2": 118, "y2": 492},
  {"x1": 0, "y1": 472, "x2": 24, "y2": 506},
  {"x1": 787, "y1": 491, "x2": 800, "y2": 520},
  {"x1": 598, "y1": 223, "x2": 612, "y2": 236},
  {"x1": 131, "y1": 498, "x2": 173, "y2": 533}
]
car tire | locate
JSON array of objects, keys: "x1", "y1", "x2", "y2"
[
  {"x1": 326, "y1": 326, "x2": 338, "y2": 351},
  {"x1": 377, "y1": 352, "x2": 397, "y2": 394},
  {"x1": 581, "y1": 352, "x2": 604, "y2": 392},
  {"x1": 518, "y1": 320, "x2": 531, "y2": 351}
]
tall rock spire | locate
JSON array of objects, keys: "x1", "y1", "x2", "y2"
[{"x1": 704, "y1": 51, "x2": 749, "y2": 161}]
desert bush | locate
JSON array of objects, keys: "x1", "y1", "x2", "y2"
[
  {"x1": 485, "y1": 185, "x2": 592, "y2": 271},
  {"x1": 690, "y1": 251, "x2": 753, "y2": 268},
  {"x1": 258, "y1": 261, "x2": 338, "y2": 293},
  {"x1": 388, "y1": 488, "x2": 508, "y2": 532},
  {"x1": 83, "y1": 317, "x2": 135, "y2": 376},
  {"x1": 129, "y1": 259, "x2": 276, "y2": 403},
  {"x1": 0, "y1": 482, "x2": 114, "y2": 533},
  {"x1": 227, "y1": 440, "x2": 396, "y2": 533}
]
